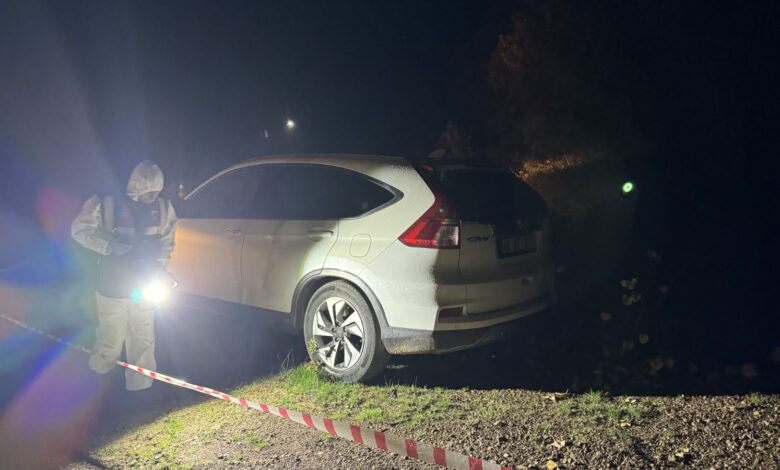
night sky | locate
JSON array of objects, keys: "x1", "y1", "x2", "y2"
[{"x1": 1, "y1": 0, "x2": 515, "y2": 199}]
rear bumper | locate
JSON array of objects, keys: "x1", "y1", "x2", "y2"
[{"x1": 381, "y1": 295, "x2": 552, "y2": 354}]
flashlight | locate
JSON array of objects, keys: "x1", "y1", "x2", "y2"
[
  {"x1": 142, "y1": 281, "x2": 169, "y2": 303},
  {"x1": 131, "y1": 271, "x2": 179, "y2": 304}
]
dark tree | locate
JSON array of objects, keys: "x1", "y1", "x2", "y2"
[{"x1": 486, "y1": 0, "x2": 683, "y2": 162}]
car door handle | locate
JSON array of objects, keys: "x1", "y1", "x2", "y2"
[
  {"x1": 307, "y1": 229, "x2": 334, "y2": 240},
  {"x1": 223, "y1": 228, "x2": 243, "y2": 238}
]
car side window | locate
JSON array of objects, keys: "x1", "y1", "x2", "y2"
[
  {"x1": 179, "y1": 164, "x2": 397, "y2": 220},
  {"x1": 262, "y1": 164, "x2": 396, "y2": 220},
  {"x1": 181, "y1": 168, "x2": 261, "y2": 219}
]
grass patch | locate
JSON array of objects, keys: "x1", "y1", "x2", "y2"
[
  {"x1": 356, "y1": 407, "x2": 385, "y2": 422},
  {"x1": 660, "y1": 428, "x2": 676, "y2": 444},
  {"x1": 626, "y1": 405, "x2": 643, "y2": 423},
  {"x1": 585, "y1": 390, "x2": 605, "y2": 406},
  {"x1": 97, "y1": 412, "x2": 195, "y2": 469},
  {"x1": 245, "y1": 430, "x2": 271, "y2": 451},
  {"x1": 552, "y1": 390, "x2": 649, "y2": 442},
  {"x1": 140, "y1": 415, "x2": 186, "y2": 467},
  {"x1": 470, "y1": 390, "x2": 513, "y2": 424},
  {"x1": 249, "y1": 437, "x2": 270, "y2": 451},
  {"x1": 603, "y1": 403, "x2": 643, "y2": 424},
  {"x1": 557, "y1": 401, "x2": 574, "y2": 416},
  {"x1": 748, "y1": 392, "x2": 767, "y2": 405},
  {"x1": 233, "y1": 361, "x2": 460, "y2": 429}
]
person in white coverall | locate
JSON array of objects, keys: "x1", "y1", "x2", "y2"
[{"x1": 71, "y1": 160, "x2": 177, "y2": 391}]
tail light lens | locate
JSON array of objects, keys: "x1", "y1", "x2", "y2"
[{"x1": 399, "y1": 194, "x2": 460, "y2": 249}]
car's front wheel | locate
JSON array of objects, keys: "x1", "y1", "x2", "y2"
[{"x1": 303, "y1": 280, "x2": 388, "y2": 382}]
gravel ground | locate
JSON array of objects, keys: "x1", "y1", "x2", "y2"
[{"x1": 64, "y1": 385, "x2": 778, "y2": 470}]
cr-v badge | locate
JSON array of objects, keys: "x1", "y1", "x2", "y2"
[{"x1": 467, "y1": 235, "x2": 491, "y2": 242}]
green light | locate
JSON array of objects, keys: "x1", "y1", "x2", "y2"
[{"x1": 622, "y1": 182, "x2": 634, "y2": 194}]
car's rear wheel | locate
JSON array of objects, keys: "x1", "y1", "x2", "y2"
[{"x1": 303, "y1": 280, "x2": 388, "y2": 382}]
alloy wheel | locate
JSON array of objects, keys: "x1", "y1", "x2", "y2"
[{"x1": 311, "y1": 296, "x2": 365, "y2": 369}]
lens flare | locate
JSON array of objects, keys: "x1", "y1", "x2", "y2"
[
  {"x1": 142, "y1": 281, "x2": 169, "y2": 303},
  {"x1": 132, "y1": 280, "x2": 172, "y2": 304}
]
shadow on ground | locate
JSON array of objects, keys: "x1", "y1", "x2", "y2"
[
  {"x1": 84, "y1": 303, "x2": 308, "y2": 446},
  {"x1": 381, "y1": 305, "x2": 780, "y2": 396},
  {"x1": 0, "y1": 297, "x2": 306, "y2": 468}
]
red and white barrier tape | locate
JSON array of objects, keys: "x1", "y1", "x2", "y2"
[
  {"x1": 0, "y1": 312, "x2": 512, "y2": 470},
  {"x1": 0, "y1": 312, "x2": 92, "y2": 354}
]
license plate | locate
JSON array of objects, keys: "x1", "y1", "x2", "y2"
[{"x1": 497, "y1": 234, "x2": 536, "y2": 257}]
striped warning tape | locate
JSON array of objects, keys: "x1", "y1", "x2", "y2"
[
  {"x1": 0, "y1": 311, "x2": 91, "y2": 354},
  {"x1": 0, "y1": 311, "x2": 513, "y2": 470}
]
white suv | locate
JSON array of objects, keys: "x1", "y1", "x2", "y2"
[{"x1": 170, "y1": 154, "x2": 555, "y2": 382}]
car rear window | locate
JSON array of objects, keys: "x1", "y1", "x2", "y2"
[
  {"x1": 425, "y1": 167, "x2": 547, "y2": 230},
  {"x1": 265, "y1": 164, "x2": 398, "y2": 219}
]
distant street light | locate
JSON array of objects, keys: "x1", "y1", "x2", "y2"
[
  {"x1": 622, "y1": 181, "x2": 634, "y2": 196},
  {"x1": 286, "y1": 119, "x2": 296, "y2": 130}
]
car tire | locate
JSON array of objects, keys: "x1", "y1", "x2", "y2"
[{"x1": 303, "y1": 280, "x2": 389, "y2": 383}]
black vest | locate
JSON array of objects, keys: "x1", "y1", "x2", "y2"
[{"x1": 96, "y1": 197, "x2": 165, "y2": 298}]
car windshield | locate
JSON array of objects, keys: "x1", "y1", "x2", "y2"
[{"x1": 430, "y1": 167, "x2": 547, "y2": 229}]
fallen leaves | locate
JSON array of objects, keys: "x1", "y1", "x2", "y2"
[
  {"x1": 670, "y1": 448, "x2": 693, "y2": 464},
  {"x1": 600, "y1": 312, "x2": 612, "y2": 321},
  {"x1": 543, "y1": 392, "x2": 570, "y2": 403},
  {"x1": 546, "y1": 460, "x2": 559, "y2": 469},
  {"x1": 650, "y1": 358, "x2": 664, "y2": 371},
  {"x1": 620, "y1": 278, "x2": 638, "y2": 290},
  {"x1": 638, "y1": 334, "x2": 650, "y2": 345},
  {"x1": 551, "y1": 439, "x2": 568, "y2": 449},
  {"x1": 621, "y1": 292, "x2": 642, "y2": 306}
]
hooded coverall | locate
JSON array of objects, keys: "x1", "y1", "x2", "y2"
[{"x1": 71, "y1": 161, "x2": 177, "y2": 391}]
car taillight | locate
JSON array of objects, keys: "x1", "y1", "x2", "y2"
[{"x1": 399, "y1": 195, "x2": 460, "y2": 249}]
